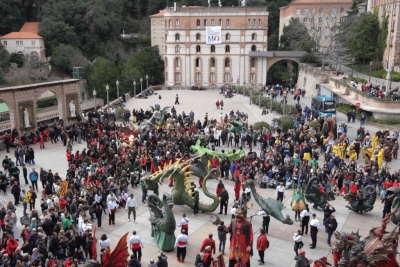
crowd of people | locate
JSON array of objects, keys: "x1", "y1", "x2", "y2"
[{"x1": 0, "y1": 89, "x2": 398, "y2": 267}]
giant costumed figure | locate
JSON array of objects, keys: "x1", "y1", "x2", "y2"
[{"x1": 226, "y1": 208, "x2": 253, "y2": 267}]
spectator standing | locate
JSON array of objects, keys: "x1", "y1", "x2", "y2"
[
  {"x1": 218, "y1": 188, "x2": 229, "y2": 215},
  {"x1": 217, "y1": 221, "x2": 227, "y2": 254},
  {"x1": 29, "y1": 168, "x2": 39, "y2": 192},
  {"x1": 293, "y1": 229, "x2": 303, "y2": 260},
  {"x1": 309, "y1": 213, "x2": 320, "y2": 249},
  {"x1": 324, "y1": 214, "x2": 338, "y2": 246},
  {"x1": 176, "y1": 214, "x2": 189, "y2": 235},
  {"x1": 200, "y1": 234, "x2": 216, "y2": 255},
  {"x1": 126, "y1": 194, "x2": 138, "y2": 222},
  {"x1": 256, "y1": 229, "x2": 268, "y2": 265}
]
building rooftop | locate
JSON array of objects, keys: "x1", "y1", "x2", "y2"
[
  {"x1": 20, "y1": 22, "x2": 40, "y2": 34},
  {"x1": 0, "y1": 32, "x2": 43, "y2": 39},
  {"x1": 162, "y1": 6, "x2": 268, "y2": 14},
  {"x1": 150, "y1": 11, "x2": 165, "y2": 17}
]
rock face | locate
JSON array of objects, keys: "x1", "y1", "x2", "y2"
[{"x1": 296, "y1": 64, "x2": 328, "y2": 98}]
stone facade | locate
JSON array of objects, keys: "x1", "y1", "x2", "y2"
[
  {"x1": 369, "y1": 0, "x2": 400, "y2": 72},
  {"x1": 0, "y1": 79, "x2": 81, "y2": 133},
  {"x1": 154, "y1": 6, "x2": 269, "y2": 87},
  {"x1": 150, "y1": 11, "x2": 166, "y2": 58},
  {"x1": 296, "y1": 64, "x2": 328, "y2": 98}
]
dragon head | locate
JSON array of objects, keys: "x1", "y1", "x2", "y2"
[{"x1": 143, "y1": 158, "x2": 189, "y2": 184}]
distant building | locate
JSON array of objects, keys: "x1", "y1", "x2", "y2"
[
  {"x1": 369, "y1": 0, "x2": 400, "y2": 72},
  {"x1": 150, "y1": 11, "x2": 165, "y2": 57},
  {"x1": 279, "y1": 0, "x2": 353, "y2": 53},
  {"x1": 0, "y1": 22, "x2": 46, "y2": 60},
  {"x1": 150, "y1": 6, "x2": 269, "y2": 87}
]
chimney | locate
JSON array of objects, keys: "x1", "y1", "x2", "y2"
[{"x1": 174, "y1": 2, "x2": 177, "y2": 12}]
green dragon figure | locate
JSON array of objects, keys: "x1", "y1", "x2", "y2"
[
  {"x1": 141, "y1": 175, "x2": 160, "y2": 196},
  {"x1": 244, "y1": 179, "x2": 293, "y2": 225},
  {"x1": 290, "y1": 185, "x2": 306, "y2": 212},
  {"x1": 145, "y1": 159, "x2": 220, "y2": 212},
  {"x1": 386, "y1": 186, "x2": 400, "y2": 224},
  {"x1": 227, "y1": 120, "x2": 248, "y2": 134},
  {"x1": 190, "y1": 139, "x2": 245, "y2": 161},
  {"x1": 305, "y1": 176, "x2": 336, "y2": 209},
  {"x1": 147, "y1": 193, "x2": 176, "y2": 251},
  {"x1": 343, "y1": 185, "x2": 376, "y2": 213}
]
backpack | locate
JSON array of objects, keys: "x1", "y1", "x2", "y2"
[
  {"x1": 41, "y1": 199, "x2": 48, "y2": 210},
  {"x1": 194, "y1": 253, "x2": 204, "y2": 266}
]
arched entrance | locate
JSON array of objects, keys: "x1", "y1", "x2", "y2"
[
  {"x1": 36, "y1": 91, "x2": 60, "y2": 127},
  {"x1": 266, "y1": 59, "x2": 299, "y2": 86}
]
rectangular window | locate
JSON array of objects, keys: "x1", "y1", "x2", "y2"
[
  {"x1": 224, "y1": 73, "x2": 230, "y2": 82},
  {"x1": 318, "y1": 27, "x2": 321, "y2": 32},
  {"x1": 303, "y1": 17, "x2": 308, "y2": 23},
  {"x1": 175, "y1": 72, "x2": 180, "y2": 82},
  {"x1": 16, "y1": 41, "x2": 23, "y2": 46},
  {"x1": 153, "y1": 29, "x2": 155, "y2": 33},
  {"x1": 248, "y1": 19, "x2": 251, "y2": 26},
  {"x1": 296, "y1": 8, "x2": 300, "y2": 14},
  {"x1": 153, "y1": 21, "x2": 156, "y2": 25},
  {"x1": 162, "y1": 29, "x2": 164, "y2": 33},
  {"x1": 31, "y1": 41, "x2": 35, "y2": 46},
  {"x1": 210, "y1": 72, "x2": 215, "y2": 82},
  {"x1": 162, "y1": 37, "x2": 164, "y2": 42},
  {"x1": 332, "y1": 17, "x2": 336, "y2": 22},
  {"x1": 332, "y1": 8, "x2": 337, "y2": 14},
  {"x1": 340, "y1": 7, "x2": 344, "y2": 13},
  {"x1": 250, "y1": 73, "x2": 255, "y2": 82},
  {"x1": 3, "y1": 41, "x2": 7, "y2": 46},
  {"x1": 304, "y1": 8, "x2": 308, "y2": 14},
  {"x1": 219, "y1": 19, "x2": 222, "y2": 26},
  {"x1": 319, "y1": 8, "x2": 323, "y2": 13},
  {"x1": 196, "y1": 72, "x2": 201, "y2": 82},
  {"x1": 226, "y1": 19, "x2": 230, "y2": 26},
  {"x1": 253, "y1": 19, "x2": 256, "y2": 26},
  {"x1": 312, "y1": 8, "x2": 316, "y2": 14},
  {"x1": 162, "y1": 20, "x2": 164, "y2": 25},
  {"x1": 258, "y1": 19, "x2": 261, "y2": 26},
  {"x1": 311, "y1": 18, "x2": 315, "y2": 23}
]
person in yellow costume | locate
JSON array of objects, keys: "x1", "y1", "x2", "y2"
[
  {"x1": 377, "y1": 147, "x2": 384, "y2": 169},
  {"x1": 332, "y1": 142, "x2": 340, "y2": 157},
  {"x1": 372, "y1": 134, "x2": 379, "y2": 150},
  {"x1": 346, "y1": 144, "x2": 357, "y2": 162}
]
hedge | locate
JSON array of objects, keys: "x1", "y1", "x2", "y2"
[
  {"x1": 253, "y1": 121, "x2": 270, "y2": 131},
  {"x1": 37, "y1": 95, "x2": 58, "y2": 109}
]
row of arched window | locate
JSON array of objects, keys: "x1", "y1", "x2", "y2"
[
  {"x1": 173, "y1": 57, "x2": 257, "y2": 69},
  {"x1": 174, "y1": 44, "x2": 258, "y2": 53},
  {"x1": 175, "y1": 33, "x2": 258, "y2": 41},
  {"x1": 167, "y1": 18, "x2": 231, "y2": 28}
]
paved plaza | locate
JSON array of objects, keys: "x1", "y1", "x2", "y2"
[{"x1": 2, "y1": 89, "x2": 399, "y2": 267}]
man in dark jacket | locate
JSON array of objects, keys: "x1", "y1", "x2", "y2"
[
  {"x1": 295, "y1": 250, "x2": 309, "y2": 267},
  {"x1": 155, "y1": 251, "x2": 168, "y2": 267},
  {"x1": 324, "y1": 214, "x2": 338, "y2": 246},
  {"x1": 218, "y1": 189, "x2": 229, "y2": 215},
  {"x1": 11, "y1": 182, "x2": 21, "y2": 206},
  {"x1": 42, "y1": 217, "x2": 54, "y2": 237}
]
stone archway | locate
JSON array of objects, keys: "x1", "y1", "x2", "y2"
[{"x1": 266, "y1": 59, "x2": 300, "y2": 85}]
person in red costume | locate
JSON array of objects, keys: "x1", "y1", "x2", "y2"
[
  {"x1": 216, "y1": 180, "x2": 225, "y2": 196},
  {"x1": 211, "y1": 157, "x2": 220, "y2": 169},
  {"x1": 226, "y1": 209, "x2": 253, "y2": 267},
  {"x1": 256, "y1": 229, "x2": 268, "y2": 265},
  {"x1": 234, "y1": 177, "x2": 241, "y2": 200},
  {"x1": 349, "y1": 181, "x2": 358, "y2": 194},
  {"x1": 200, "y1": 233, "x2": 216, "y2": 255}
]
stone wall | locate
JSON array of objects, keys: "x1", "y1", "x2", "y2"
[{"x1": 296, "y1": 64, "x2": 328, "y2": 98}]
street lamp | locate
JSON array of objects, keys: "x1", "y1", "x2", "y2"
[
  {"x1": 290, "y1": 77, "x2": 293, "y2": 88},
  {"x1": 133, "y1": 80, "x2": 136, "y2": 97},
  {"x1": 259, "y1": 86, "x2": 263, "y2": 108},
  {"x1": 250, "y1": 86, "x2": 253, "y2": 105},
  {"x1": 283, "y1": 91, "x2": 287, "y2": 115},
  {"x1": 140, "y1": 77, "x2": 143, "y2": 93},
  {"x1": 369, "y1": 61, "x2": 373, "y2": 83},
  {"x1": 236, "y1": 78, "x2": 239, "y2": 92},
  {"x1": 146, "y1": 74, "x2": 148, "y2": 89},
  {"x1": 106, "y1": 84, "x2": 109, "y2": 105},
  {"x1": 116, "y1": 80, "x2": 120, "y2": 99},
  {"x1": 351, "y1": 58, "x2": 355, "y2": 77},
  {"x1": 93, "y1": 89, "x2": 97, "y2": 111},
  {"x1": 230, "y1": 77, "x2": 233, "y2": 91},
  {"x1": 270, "y1": 88, "x2": 275, "y2": 112}
]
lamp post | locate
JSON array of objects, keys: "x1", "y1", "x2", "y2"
[
  {"x1": 140, "y1": 77, "x2": 143, "y2": 93},
  {"x1": 250, "y1": 86, "x2": 252, "y2": 105},
  {"x1": 369, "y1": 61, "x2": 373, "y2": 83},
  {"x1": 387, "y1": 66, "x2": 393, "y2": 90},
  {"x1": 243, "y1": 80, "x2": 246, "y2": 95},
  {"x1": 230, "y1": 77, "x2": 233, "y2": 91},
  {"x1": 133, "y1": 80, "x2": 136, "y2": 98},
  {"x1": 93, "y1": 89, "x2": 97, "y2": 111},
  {"x1": 236, "y1": 78, "x2": 239, "y2": 92},
  {"x1": 283, "y1": 91, "x2": 287, "y2": 115},
  {"x1": 270, "y1": 88, "x2": 275, "y2": 112},
  {"x1": 290, "y1": 77, "x2": 293, "y2": 88},
  {"x1": 106, "y1": 84, "x2": 109, "y2": 105},
  {"x1": 116, "y1": 80, "x2": 120, "y2": 99},
  {"x1": 146, "y1": 74, "x2": 148, "y2": 89},
  {"x1": 259, "y1": 86, "x2": 262, "y2": 108},
  {"x1": 351, "y1": 58, "x2": 355, "y2": 77}
]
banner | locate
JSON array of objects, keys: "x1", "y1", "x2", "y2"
[
  {"x1": 206, "y1": 26, "x2": 222, "y2": 44},
  {"x1": 59, "y1": 181, "x2": 69, "y2": 197}
]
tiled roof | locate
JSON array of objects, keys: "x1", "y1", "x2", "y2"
[
  {"x1": 150, "y1": 11, "x2": 165, "y2": 17},
  {"x1": 0, "y1": 32, "x2": 43, "y2": 39},
  {"x1": 20, "y1": 22, "x2": 40, "y2": 34}
]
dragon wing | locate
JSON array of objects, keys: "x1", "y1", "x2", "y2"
[
  {"x1": 162, "y1": 106, "x2": 171, "y2": 114},
  {"x1": 102, "y1": 232, "x2": 130, "y2": 267}
]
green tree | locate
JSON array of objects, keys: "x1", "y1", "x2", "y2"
[
  {"x1": 0, "y1": 0, "x2": 23, "y2": 35},
  {"x1": 0, "y1": 44, "x2": 10, "y2": 68},
  {"x1": 9, "y1": 53, "x2": 24, "y2": 68},
  {"x1": 266, "y1": 0, "x2": 291, "y2": 50},
  {"x1": 280, "y1": 18, "x2": 315, "y2": 52},
  {"x1": 52, "y1": 44, "x2": 87, "y2": 72},
  {"x1": 39, "y1": 19, "x2": 79, "y2": 51},
  {"x1": 346, "y1": 13, "x2": 380, "y2": 63},
  {"x1": 0, "y1": 69, "x2": 6, "y2": 85},
  {"x1": 85, "y1": 57, "x2": 120, "y2": 99}
]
